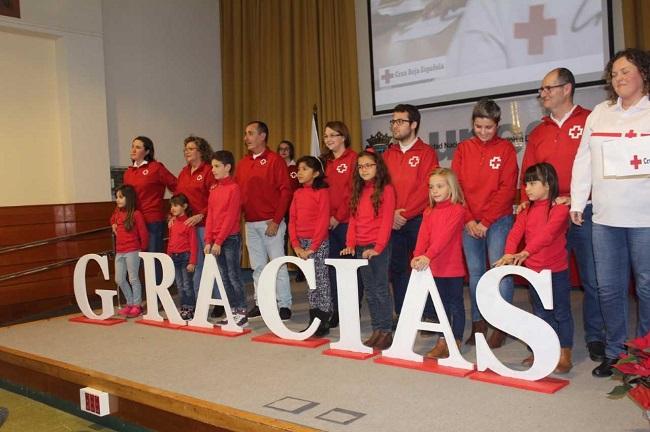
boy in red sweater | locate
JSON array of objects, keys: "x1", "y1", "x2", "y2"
[{"x1": 205, "y1": 150, "x2": 248, "y2": 327}]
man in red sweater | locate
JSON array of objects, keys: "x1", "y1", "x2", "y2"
[
  {"x1": 383, "y1": 104, "x2": 439, "y2": 318},
  {"x1": 519, "y1": 68, "x2": 605, "y2": 363},
  {"x1": 235, "y1": 121, "x2": 293, "y2": 320}
]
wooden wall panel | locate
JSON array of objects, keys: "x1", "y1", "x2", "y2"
[{"x1": 0, "y1": 202, "x2": 115, "y2": 324}]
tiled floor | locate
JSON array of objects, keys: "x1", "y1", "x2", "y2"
[{"x1": 0, "y1": 387, "x2": 118, "y2": 432}]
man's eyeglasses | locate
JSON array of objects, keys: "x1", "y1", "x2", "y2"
[
  {"x1": 537, "y1": 83, "x2": 568, "y2": 95},
  {"x1": 389, "y1": 119, "x2": 412, "y2": 127}
]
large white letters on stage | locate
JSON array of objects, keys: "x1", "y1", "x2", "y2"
[
  {"x1": 73, "y1": 254, "x2": 561, "y2": 381},
  {"x1": 475, "y1": 266, "x2": 560, "y2": 381},
  {"x1": 73, "y1": 254, "x2": 117, "y2": 319}
]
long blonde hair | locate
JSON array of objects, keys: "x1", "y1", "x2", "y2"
[{"x1": 428, "y1": 167, "x2": 464, "y2": 207}]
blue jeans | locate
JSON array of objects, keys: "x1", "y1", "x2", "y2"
[
  {"x1": 390, "y1": 215, "x2": 422, "y2": 315},
  {"x1": 245, "y1": 220, "x2": 292, "y2": 308},
  {"x1": 567, "y1": 204, "x2": 604, "y2": 344},
  {"x1": 357, "y1": 244, "x2": 393, "y2": 332},
  {"x1": 529, "y1": 270, "x2": 574, "y2": 348},
  {"x1": 463, "y1": 214, "x2": 514, "y2": 322},
  {"x1": 147, "y1": 221, "x2": 165, "y2": 285},
  {"x1": 171, "y1": 252, "x2": 195, "y2": 309},
  {"x1": 115, "y1": 251, "x2": 142, "y2": 305},
  {"x1": 592, "y1": 223, "x2": 650, "y2": 358},
  {"x1": 435, "y1": 277, "x2": 465, "y2": 341},
  {"x1": 216, "y1": 234, "x2": 247, "y2": 311}
]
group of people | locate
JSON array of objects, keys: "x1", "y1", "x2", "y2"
[{"x1": 109, "y1": 48, "x2": 650, "y2": 379}]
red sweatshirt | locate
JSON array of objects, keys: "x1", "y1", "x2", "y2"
[
  {"x1": 519, "y1": 105, "x2": 590, "y2": 202},
  {"x1": 204, "y1": 176, "x2": 241, "y2": 246},
  {"x1": 325, "y1": 148, "x2": 357, "y2": 223},
  {"x1": 167, "y1": 214, "x2": 198, "y2": 264},
  {"x1": 505, "y1": 200, "x2": 569, "y2": 272},
  {"x1": 175, "y1": 162, "x2": 216, "y2": 225},
  {"x1": 110, "y1": 208, "x2": 148, "y2": 253},
  {"x1": 346, "y1": 182, "x2": 396, "y2": 254},
  {"x1": 235, "y1": 148, "x2": 291, "y2": 224},
  {"x1": 451, "y1": 136, "x2": 518, "y2": 227},
  {"x1": 382, "y1": 138, "x2": 439, "y2": 220},
  {"x1": 413, "y1": 200, "x2": 466, "y2": 277},
  {"x1": 123, "y1": 160, "x2": 177, "y2": 223},
  {"x1": 287, "y1": 163, "x2": 300, "y2": 193},
  {"x1": 289, "y1": 185, "x2": 330, "y2": 251}
]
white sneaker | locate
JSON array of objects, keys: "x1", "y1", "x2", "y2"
[{"x1": 218, "y1": 313, "x2": 249, "y2": 328}]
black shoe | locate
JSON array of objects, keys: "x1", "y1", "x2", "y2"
[
  {"x1": 211, "y1": 305, "x2": 225, "y2": 318},
  {"x1": 279, "y1": 307, "x2": 292, "y2": 321},
  {"x1": 246, "y1": 305, "x2": 261, "y2": 319},
  {"x1": 313, "y1": 309, "x2": 330, "y2": 337},
  {"x1": 587, "y1": 341, "x2": 606, "y2": 362},
  {"x1": 592, "y1": 358, "x2": 618, "y2": 378},
  {"x1": 329, "y1": 310, "x2": 339, "y2": 328}
]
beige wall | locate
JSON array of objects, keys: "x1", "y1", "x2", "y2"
[{"x1": 102, "y1": 0, "x2": 223, "y2": 177}]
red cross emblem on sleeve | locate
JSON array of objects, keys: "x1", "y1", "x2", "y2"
[
  {"x1": 568, "y1": 125, "x2": 583, "y2": 139},
  {"x1": 489, "y1": 156, "x2": 502, "y2": 170},
  {"x1": 336, "y1": 163, "x2": 348, "y2": 173},
  {"x1": 408, "y1": 156, "x2": 420, "y2": 167}
]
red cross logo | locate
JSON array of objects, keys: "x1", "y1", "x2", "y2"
[
  {"x1": 625, "y1": 129, "x2": 637, "y2": 138},
  {"x1": 290, "y1": 171, "x2": 297, "y2": 179},
  {"x1": 514, "y1": 5, "x2": 557, "y2": 55},
  {"x1": 489, "y1": 156, "x2": 502, "y2": 169},
  {"x1": 142, "y1": 169, "x2": 149, "y2": 176},
  {"x1": 336, "y1": 163, "x2": 348, "y2": 173},
  {"x1": 408, "y1": 156, "x2": 420, "y2": 167},
  {"x1": 259, "y1": 159, "x2": 267, "y2": 166},
  {"x1": 568, "y1": 125, "x2": 583, "y2": 139},
  {"x1": 196, "y1": 174, "x2": 203, "y2": 181},
  {"x1": 381, "y1": 69, "x2": 393, "y2": 85},
  {"x1": 630, "y1": 155, "x2": 642, "y2": 170}
]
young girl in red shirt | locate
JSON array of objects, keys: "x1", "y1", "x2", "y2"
[
  {"x1": 341, "y1": 151, "x2": 396, "y2": 350},
  {"x1": 167, "y1": 193, "x2": 197, "y2": 320},
  {"x1": 411, "y1": 168, "x2": 466, "y2": 358},
  {"x1": 494, "y1": 162, "x2": 574, "y2": 373},
  {"x1": 110, "y1": 185, "x2": 148, "y2": 318},
  {"x1": 289, "y1": 156, "x2": 331, "y2": 337}
]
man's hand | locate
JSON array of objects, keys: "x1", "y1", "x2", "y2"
[
  {"x1": 570, "y1": 211, "x2": 583, "y2": 226},
  {"x1": 393, "y1": 209, "x2": 407, "y2": 230},
  {"x1": 265, "y1": 220, "x2": 279, "y2": 236}
]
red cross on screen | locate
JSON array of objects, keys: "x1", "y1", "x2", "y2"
[
  {"x1": 514, "y1": 5, "x2": 557, "y2": 55},
  {"x1": 630, "y1": 155, "x2": 642, "y2": 169},
  {"x1": 625, "y1": 129, "x2": 638, "y2": 138},
  {"x1": 381, "y1": 69, "x2": 393, "y2": 85}
]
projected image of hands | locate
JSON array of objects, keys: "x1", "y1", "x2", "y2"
[{"x1": 370, "y1": 0, "x2": 609, "y2": 112}]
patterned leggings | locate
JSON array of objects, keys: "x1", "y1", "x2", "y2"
[{"x1": 299, "y1": 238, "x2": 331, "y2": 312}]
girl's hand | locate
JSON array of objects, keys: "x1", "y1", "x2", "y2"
[
  {"x1": 184, "y1": 214, "x2": 204, "y2": 227},
  {"x1": 204, "y1": 244, "x2": 212, "y2": 255},
  {"x1": 493, "y1": 254, "x2": 514, "y2": 267},
  {"x1": 187, "y1": 263, "x2": 196, "y2": 273},
  {"x1": 210, "y1": 244, "x2": 222, "y2": 256},
  {"x1": 512, "y1": 251, "x2": 530, "y2": 266},
  {"x1": 362, "y1": 249, "x2": 379, "y2": 260},
  {"x1": 340, "y1": 247, "x2": 355, "y2": 256},
  {"x1": 411, "y1": 255, "x2": 430, "y2": 271},
  {"x1": 329, "y1": 217, "x2": 339, "y2": 230}
]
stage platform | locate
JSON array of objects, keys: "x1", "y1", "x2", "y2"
[{"x1": 0, "y1": 289, "x2": 646, "y2": 431}]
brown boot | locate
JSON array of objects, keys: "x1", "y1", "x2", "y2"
[
  {"x1": 554, "y1": 348, "x2": 573, "y2": 374},
  {"x1": 374, "y1": 331, "x2": 393, "y2": 350},
  {"x1": 465, "y1": 320, "x2": 488, "y2": 345},
  {"x1": 363, "y1": 330, "x2": 380, "y2": 347},
  {"x1": 426, "y1": 337, "x2": 449, "y2": 359},
  {"x1": 487, "y1": 328, "x2": 507, "y2": 348},
  {"x1": 521, "y1": 354, "x2": 534, "y2": 367}
]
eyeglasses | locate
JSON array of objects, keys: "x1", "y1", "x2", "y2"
[
  {"x1": 537, "y1": 83, "x2": 567, "y2": 94},
  {"x1": 357, "y1": 163, "x2": 377, "y2": 170},
  {"x1": 184, "y1": 146, "x2": 198, "y2": 152},
  {"x1": 278, "y1": 147, "x2": 290, "y2": 152},
  {"x1": 323, "y1": 133, "x2": 342, "y2": 139},
  {"x1": 389, "y1": 119, "x2": 412, "y2": 127}
]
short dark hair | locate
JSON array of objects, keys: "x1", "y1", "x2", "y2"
[
  {"x1": 554, "y1": 67, "x2": 576, "y2": 98},
  {"x1": 393, "y1": 104, "x2": 421, "y2": 135},
  {"x1": 472, "y1": 99, "x2": 501, "y2": 124},
  {"x1": 170, "y1": 193, "x2": 191, "y2": 215},
  {"x1": 296, "y1": 156, "x2": 328, "y2": 189},
  {"x1": 604, "y1": 48, "x2": 650, "y2": 104},
  {"x1": 247, "y1": 121, "x2": 269, "y2": 143},
  {"x1": 134, "y1": 136, "x2": 155, "y2": 161},
  {"x1": 212, "y1": 150, "x2": 235, "y2": 174}
]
